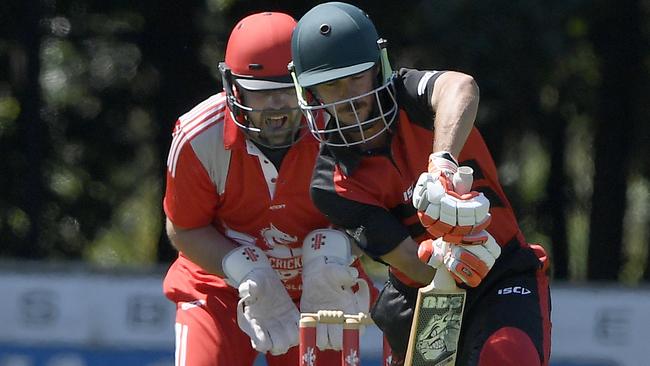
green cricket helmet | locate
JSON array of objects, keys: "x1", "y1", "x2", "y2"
[
  {"x1": 218, "y1": 12, "x2": 304, "y2": 148},
  {"x1": 290, "y1": 2, "x2": 398, "y2": 147}
]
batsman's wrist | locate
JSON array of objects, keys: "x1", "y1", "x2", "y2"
[{"x1": 428, "y1": 151, "x2": 459, "y2": 174}]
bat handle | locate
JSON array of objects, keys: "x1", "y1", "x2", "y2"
[
  {"x1": 453, "y1": 166, "x2": 474, "y2": 195},
  {"x1": 434, "y1": 167, "x2": 473, "y2": 292},
  {"x1": 433, "y1": 261, "x2": 457, "y2": 291}
]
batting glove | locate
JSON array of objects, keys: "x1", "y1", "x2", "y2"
[
  {"x1": 417, "y1": 233, "x2": 501, "y2": 288},
  {"x1": 222, "y1": 246, "x2": 300, "y2": 355},
  {"x1": 413, "y1": 152, "x2": 491, "y2": 243}
]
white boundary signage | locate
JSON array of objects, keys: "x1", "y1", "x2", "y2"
[
  {"x1": 0, "y1": 270, "x2": 175, "y2": 348},
  {"x1": 550, "y1": 285, "x2": 650, "y2": 366},
  {"x1": 0, "y1": 267, "x2": 649, "y2": 366}
]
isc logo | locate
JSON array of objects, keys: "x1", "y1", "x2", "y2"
[
  {"x1": 497, "y1": 286, "x2": 532, "y2": 295},
  {"x1": 422, "y1": 295, "x2": 463, "y2": 309}
]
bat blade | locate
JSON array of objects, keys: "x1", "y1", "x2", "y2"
[{"x1": 405, "y1": 269, "x2": 466, "y2": 366}]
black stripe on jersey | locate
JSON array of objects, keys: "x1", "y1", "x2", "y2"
[
  {"x1": 389, "y1": 202, "x2": 418, "y2": 220},
  {"x1": 310, "y1": 147, "x2": 338, "y2": 194},
  {"x1": 389, "y1": 203, "x2": 427, "y2": 239},
  {"x1": 310, "y1": 188, "x2": 410, "y2": 260},
  {"x1": 395, "y1": 68, "x2": 445, "y2": 130}
]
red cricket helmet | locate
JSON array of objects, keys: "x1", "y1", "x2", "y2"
[
  {"x1": 222, "y1": 12, "x2": 296, "y2": 90},
  {"x1": 218, "y1": 12, "x2": 305, "y2": 148}
]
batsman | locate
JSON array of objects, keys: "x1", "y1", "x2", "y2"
[{"x1": 290, "y1": 2, "x2": 552, "y2": 365}]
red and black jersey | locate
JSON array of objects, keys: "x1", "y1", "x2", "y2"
[{"x1": 311, "y1": 68, "x2": 527, "y2": 285}]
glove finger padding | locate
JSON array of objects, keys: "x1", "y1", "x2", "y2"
[
  {"x1": 237, "y1": 296, "x2": 271, "y2": 353},
  {"x1": 266, "y1": 314, "x2": 299, "y2": 355},
  {"x1": 301, "y1": 229, "x2": 370, "y2": 351},
  {"x1": 224, "y1": 246, "x2": 300, "y2": 355},
  {"x1": 301, "y1": 261, "x2": 370, "y2": 350},
  {"x1": 445, "y1": 232, "x2": 501, "y2": 288},
  {"x1": 414, "y1": 176, "x2": 491, "y2": 243},
  {"x1": 318, "y1": 322, "x2": 343, "y2": 350},
  {"x1": 416, "y1": 239, "x2": 447, "y2": 269}
]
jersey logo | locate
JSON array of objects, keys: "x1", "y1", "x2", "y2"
[
  {"x1": 311, "y1": 233, "x2": 325, "y2": 251},
  {"x1": 403, "y1": 184, "x2": 414, "y2": 202},
  {"x1": 243, "y1": 247, "x2": 259, "y2": 262},
  {"x1": 224, "y1": 224, "x2": 303, "y2": 284},
  {"x1": 260, "y1": 223, "x2": 301, "y2": 282},
  {"x1": 261, "y1": 223, "x2": 298, "y2": 247},
  {"x1": 497, "y1": 286, "x2": 532, "y2": 295}
]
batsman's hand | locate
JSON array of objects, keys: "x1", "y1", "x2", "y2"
[
  {"x1": 413, "y1": 151, "x2": 491, "y2": 243},
  {"x1": 222, "y1": 246, "x2": 299, "y2": 355},
  {"x1": 300, "y1": 229, "x2": 370, "y2": 351},
  {"x1": 418, "y1": 233, "x2": 501, "y2": 287}
]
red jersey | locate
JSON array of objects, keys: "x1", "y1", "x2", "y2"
[
  {"x1": 311, "y1": 68, "x2": 527, "y2": 286},
  {"x1": 163, "y1": 92, "x2": 329, "y2": 300}
]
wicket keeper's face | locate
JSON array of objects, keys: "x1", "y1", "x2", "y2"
[
  {"x1": 238, "y1": 87, "x2": 303, "y2": 147},
  {"x1": 312, "y1": 68, "x2": 377, "y2": 128}
]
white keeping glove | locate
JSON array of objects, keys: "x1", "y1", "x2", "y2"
[
  {"x1": 300, "y1": 229, "x2": 370, "y2": 351},
  {"x1": 222, "y1": 246, "x2": 299, "y2": 355}
]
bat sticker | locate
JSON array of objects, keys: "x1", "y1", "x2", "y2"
[{"x1": 412, "y1": 293, "x2": 465, "y2": 365}]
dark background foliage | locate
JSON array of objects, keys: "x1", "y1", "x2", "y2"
[{"x1": 1, "y1": 0, "x2": 648, "y2": 282}]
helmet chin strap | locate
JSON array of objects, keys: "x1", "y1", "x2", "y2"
[
  {"x1": 289, "y1": 63, "x2": 311, "y2": 107},
  {"x1": 377, "y1": 38, "x2": 394, "y2": 84}
]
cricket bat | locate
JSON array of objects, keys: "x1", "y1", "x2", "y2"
[{"x1": 404, "y1": 166, "x2": 473, "y2": 366}]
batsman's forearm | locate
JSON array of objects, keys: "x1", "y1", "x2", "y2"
[
  {"x1": 381, "y1": 237, "x2": 435, "y2": 285},
  {"x1": 165, "y1": 218, "x2": 237, "y2": 277},
  {"x1": 431, "y1": 72, "x2": 479, "y2": 157}
]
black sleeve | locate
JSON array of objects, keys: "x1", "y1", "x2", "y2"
[
  {"x1": 395, "y1": 67, "x2": 446, "y2": 129},
  {"x1": 310, "y1": 187, "x2": 410, "y2": 259}
]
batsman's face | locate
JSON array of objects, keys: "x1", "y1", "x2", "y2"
[
  {"x1": 312, "y1": 68, "x2": 377, "y2": 126},
  {"x1": 238, "y1": 87, "x2": 303, "y2": 147}
]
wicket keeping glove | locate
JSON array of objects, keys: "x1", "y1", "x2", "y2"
[
  {"x1": 413, "y1": 151, "x2": 491, "y2": 243},
  {"x1": 418, "y1": 233, "x2": 501, "y2": 288},
  {"x1": 222, "y1": 245, "x2": 300, "y2": 355},
  {"x1": 300, "y1": 229, "x2": 370, "y2": 351}
]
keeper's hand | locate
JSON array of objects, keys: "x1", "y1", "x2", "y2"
[
  {"x1": 222, "y1": 246, "x2": 299, "y2": 355},
  {"x1": 417, "y1": 233, "x2": 501, "y2": 287},
  {"x1": 413, "y1": 151, "x2": 491, "y2": 243},
  {"x1": 300, "y1": 229, "x2": 370, "y2": 351}
]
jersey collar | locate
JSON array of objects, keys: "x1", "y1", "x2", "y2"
[{"x1": 223, "y1": 107, "x2": 247, "y2": 150}]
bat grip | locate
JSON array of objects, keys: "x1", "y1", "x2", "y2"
[
  {"x1": 453, "y1": 166, "x2": 474, "y2": 195},
  {"x1": 433, "y1": 261, "x2": 457, "y2": 291},
  {"x1": 433, "y1": 166, "x2": 474, "y2": 290}
]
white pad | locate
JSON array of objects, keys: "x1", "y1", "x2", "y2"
[
  {"x1": 302, "y1": 229, "x2": 353, "y2": 265},
  {"x1": 222, "y1": 245, "x2": 272, "y2": 286},
  {"x1": 439, "y1": 195, "x2": 459, "y2": 226}
]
